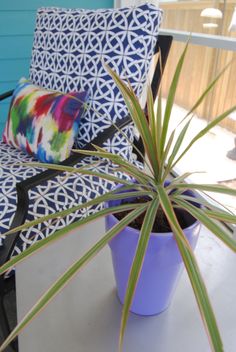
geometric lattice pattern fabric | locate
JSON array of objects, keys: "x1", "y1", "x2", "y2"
[
  {"x1": 30, "y1": 4, "x2": 163, "y2": 160},
  {"x1": 0, "y1": 141, "x2": 44, "y2": 245},
  {"x1": 0, "y1": 139, "x2": 138, "y2": 279}
]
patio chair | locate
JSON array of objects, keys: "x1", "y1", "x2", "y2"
[{"x1": 0, "y1": 4, "x2": 172, "y2": 350}]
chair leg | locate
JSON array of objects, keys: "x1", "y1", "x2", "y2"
[{"x1": 0, "y1": 278, "x2": 18, "y2": 351}]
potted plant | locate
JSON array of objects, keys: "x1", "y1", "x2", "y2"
[
  {"x1": 105, "y1": 183, "x2": 201, "y2": 317},
  {"x1": 0, "y1": 43, "x2": 236, "y2": 352}
]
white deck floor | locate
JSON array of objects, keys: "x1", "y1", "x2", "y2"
[{"x1": 166, "y1": 102, "x2": 236, "y2": 214}]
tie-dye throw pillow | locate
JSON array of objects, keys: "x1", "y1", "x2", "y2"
[{"x1": 3, "y1": 80, "x2": 88, "y2": 163}]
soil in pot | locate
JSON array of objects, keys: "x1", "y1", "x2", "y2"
[{"x1": 114, "y1": 196, "x2": 196, "y2": 233}]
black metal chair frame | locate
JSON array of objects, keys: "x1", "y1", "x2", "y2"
[{"x1": 0, "y1": 34, "x2": 172, "y2": 351}]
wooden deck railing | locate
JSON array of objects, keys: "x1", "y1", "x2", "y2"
[{"x1": 160, "y1": 1, "x2": 236, "y2": 133}]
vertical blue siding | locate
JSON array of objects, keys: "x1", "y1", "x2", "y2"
[{"x1": 0, "y1": 0, "x2": 113, "y2": 134}]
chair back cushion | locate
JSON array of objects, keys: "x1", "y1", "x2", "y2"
[{"x1": 30, "y1": 4, "x2": 163, "y2": 160}]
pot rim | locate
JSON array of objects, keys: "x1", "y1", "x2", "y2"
[{"x1": 106, "y1": 211, "x2": 201, "y2": 238}]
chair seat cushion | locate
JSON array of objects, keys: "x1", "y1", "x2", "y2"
[
  {"x1": 0, "y1": 140, "x2": 139, "y2": 257},
  {"x1": 0, "y1": 140, "x2": 45, "y2": 244}
]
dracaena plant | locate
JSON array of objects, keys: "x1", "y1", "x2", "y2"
[{"x1": 1, "y1": 43, "x2": 236, "y2": 352}]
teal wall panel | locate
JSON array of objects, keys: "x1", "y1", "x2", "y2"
[
  {"x1": 0, "y1": 59, "x2": 29, "y2": 81},
  {"x1": 0, "y1": 82, "x2": 15, "y2": 92},
  {"x1": 0, "y1": 0, "x2": 112, "y2": 11},
  {"x1": 0, "y1": 103, "x2": 9, "y2": 133},
  {"x1": 0, "y1": 0, "x2": 113, "y2": 134},
  {"x1": 0, "y1": 12, "x2": 36, "y2": 35},
  {"x1": 0, "y1": 36, "x2": 33, "y2": 60}
]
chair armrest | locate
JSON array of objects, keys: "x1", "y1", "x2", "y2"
[
  {"x1": 0, "y1": 90, "x2": 13, "y2": 101},
  {"x1": 0, "y1": 183, "x2": 28, "y2": 265},
  {"x1": 20, "y1": 114, "x2": 133, "y2": 190},
  {"x1": 151, "y1": 35, "x2": 173, "y2": 100}
]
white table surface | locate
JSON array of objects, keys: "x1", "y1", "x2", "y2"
[{"x1": 16, "y1": 219, "x2": 236, "y2": 352}]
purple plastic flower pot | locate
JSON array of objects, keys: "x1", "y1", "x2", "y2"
[{"x1": 105, "y1": 191, "x2": 201, "y2": 316}]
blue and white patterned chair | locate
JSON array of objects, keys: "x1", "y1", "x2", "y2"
[{"x1": 0, "y1": 4, "x2": 172, "y2": 349}]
